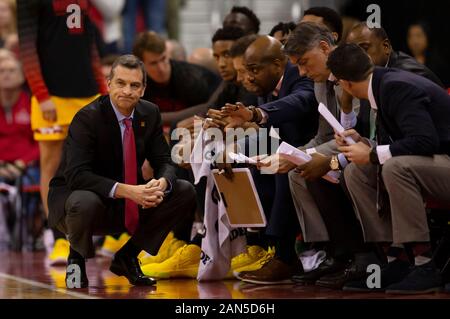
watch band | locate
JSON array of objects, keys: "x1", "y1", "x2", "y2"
[{"x1": 370, "y1": 147, "x2": 380, "y2": 164}]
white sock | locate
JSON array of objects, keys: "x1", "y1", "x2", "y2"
[{"x1": 414, "y1": 255, "x2": 431, "y2": 266}]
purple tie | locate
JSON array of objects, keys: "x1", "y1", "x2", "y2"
[{"x1": 123, "y1": 118, "x2": 138, "y2": 234}]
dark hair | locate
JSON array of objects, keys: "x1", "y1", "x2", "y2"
[
  {"x1": 230, "y1": 6, "x2": 261, "y2": 34},
  {"x1": 132, "y1": 31, "x2": 166, "y2": 59},
  {"x1": 269, "y1": 21, "x2": 296, "y2": 37},
  {"x1": 327, "y1": 43, "x2": 374, "y2": 82},
  {"x1": 409, "y1": 21, "x2": 431, "y2": 39},
  {"x1": 283, "y1": 22, "x2": 335, "y2": 57},
  {"x1": 101, "y1": 54, "x2": 120, "y2": 67},
  {"x1": 229, "y1": 34, "x2": 260, "y2": 58},
  {"x1": 349, "y1": 22, "x2": 389, "y2": 42},
  {"x1": 109, "y1": 54, "x2": 147, "y2": 86},
  {"x1": 304, "y1": 7, "x2": 343, "y2": 42},
  {"x1": 212, "y1": 26, "x2": 246, "y2": 43}
]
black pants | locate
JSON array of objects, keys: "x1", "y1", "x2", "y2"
[{"x1": 56, "y1": 180, "x2": 197, "y2": 258}]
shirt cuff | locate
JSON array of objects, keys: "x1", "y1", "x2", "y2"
[
  {"x1": 109, "y1": 182, "x2": 118, "y2": 198},
  {"x1": 164, "y1": 179, "x2": 173, "y2": 195},
  {"x1": 338, "y1": 153, "x2": 349, "y2": 169},
  {"x1": 340, "y1": 110, "x2": 357, "y2": 129},
  {"x1": 258, "y1": 108, "x2": 268, "y2": 124},
  {"x1": 376, "y1": 145, "x2": 392, "y2": 164}
]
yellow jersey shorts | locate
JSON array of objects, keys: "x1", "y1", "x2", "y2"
[{"x1": 31, "y1": 95, "x2": 99, "y2": 141}]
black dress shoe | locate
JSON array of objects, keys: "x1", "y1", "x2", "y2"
[
  {"x1": 316, "y1": 252, "x2": 383, "y2": 289},
  {"x1": 65, "y1": 258, "x2": 89, "y2": 289},
  {"x1": 315, "y1": 264, "x2": 367, "y2": 289},
  {"x1": 292, "y1": 257, "x2": 348, "y2": 285},
  {"x1": 343, "y1": 259, "x2": 411, "y2": 292},
  {"x1": 110, "y1": 254, "x2": 156, "y2": 286}
]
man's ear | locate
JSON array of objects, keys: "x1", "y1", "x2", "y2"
[
  {"x1": 272, "y1": 58, "x2": 284, "y2": 71},
  {"x1": 319, "y1": 40, "x2": 332, "y2": 55},
  {"x1": 382, "y1": 39, "x2": 391, "y2": 57},
  {"x1": 140, "y1": 85, "x2": 146, "y2": 97},
  {"x1": 340, "y1": 79, "x2": 352, "y2": 92}
]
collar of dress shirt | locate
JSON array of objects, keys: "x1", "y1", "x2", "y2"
[
  {"x1": 367, "y1": 73, "x2": 378, "y2": 110},
  {"x1": 110, "y1": 97, "x2": 134, "y2": 123},
  {"x1": 272, "y1": 75, "x2": 284, "y2": 97},
  {"x1": 328, "y1": 73, "x2": 337, "y2": 83}
]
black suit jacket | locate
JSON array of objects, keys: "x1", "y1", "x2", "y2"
[
  {"x1": 48, "y1": 95, "x2": 177, "y2": 227},
  {"x1": 258, "y1": 62, "x2": 318, "y2": 147},
  {"x1": 372, "y1": 67, "x2": 450, "y2": 157},
  {"x1": 356, "y1": 51, "x2": 444, "y2": 138}
]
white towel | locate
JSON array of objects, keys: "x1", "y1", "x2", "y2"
[{"x1": 190, "y1": 129, "x2": 246, "y2": 281}]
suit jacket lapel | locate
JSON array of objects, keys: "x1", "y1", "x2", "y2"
[{"x1": 101, "y1": 97, "x2": 123, "y2": 166}]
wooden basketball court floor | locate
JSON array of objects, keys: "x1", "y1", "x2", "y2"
[{"x1": 1, "y1": 251, "x2": 449, "y2": 299}]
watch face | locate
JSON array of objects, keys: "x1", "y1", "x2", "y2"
[{"x1": 330, "y1": 157, "x2": 339, "y2": 170}]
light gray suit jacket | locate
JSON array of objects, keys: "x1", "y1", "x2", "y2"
[{"x1": 301, "y1": 81, "x2": 359, "y2": 155}]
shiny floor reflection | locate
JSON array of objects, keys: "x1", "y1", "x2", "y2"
[{"x1": 1, "y1": 252, "x2": 449, "y2": 299}]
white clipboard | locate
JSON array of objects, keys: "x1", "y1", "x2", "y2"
[{"x1": 212, "y1": 168, "x2": 266, "y2": 227}]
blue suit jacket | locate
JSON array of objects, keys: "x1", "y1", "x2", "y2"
[
  {"x1": 258, "y1": 62, "x2": 318, "y2": 147},
  {"x1": 372, "y1": 67, "x2": 450, "y2": 156}
]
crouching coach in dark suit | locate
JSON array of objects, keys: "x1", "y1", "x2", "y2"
[{"x1": 48, "y1": 55, "x2": 196, "y2": 288}]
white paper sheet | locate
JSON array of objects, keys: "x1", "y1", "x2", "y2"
[
  {"x1": 318, "y1": 103, "x2": 356, "y2": 145},
  {"x1": 228, "y1": 152, "x2": 258, "y2": 164},
  {"x1": 276, "y1": 142, "x2": 340, "y2": 183}
]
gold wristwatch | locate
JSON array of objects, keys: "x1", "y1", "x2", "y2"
[{"x1": 329, "y1": 155, "x2": 340, "y2": 171}]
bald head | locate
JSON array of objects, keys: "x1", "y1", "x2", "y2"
[
  {"x1": 243, "y1": 36, "x2": 287, "y2": 96},
  {"x1": 245, "y1": 35, "x2": 286, "y2": 64},
  {"x1": 346, "y1": 23, "x2": 391, "y2": 67},
  {"x1": 188, "y1": 48, "x2": 219, "y2": 74}
]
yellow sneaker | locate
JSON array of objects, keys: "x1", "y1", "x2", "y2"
[
  {"x1": 48, "y1": 268, "x2": 66, "y2": 288},
  {"x1": 233, "y1": 246, "x2": 275, "y2": 276},
  {"x1": 98, "y1": 233, "x2": 130, "y2": 258},
  {"x1": 139, "y1": 232, "x2": 186, "y2": 265},
  {"x1": 48, "y1": 238, "x2": 69, "y2": 266},
  {"x1": 231, "y1": 246, "x2": 267, "y2": 271},
  {"x1": 141, "y1": 244, "x2": 200, "y2": 279}
]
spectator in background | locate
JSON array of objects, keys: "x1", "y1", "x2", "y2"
[
  {"x1": 407, "y1": 21, "x2": 450, "y2": 87},
  {"x1": 122, "y1": 0, "x2": 167, "y2": 54},
  {"x1": 90, "y1": 0, "x2": 125, "y2": 55},
  {"x1": 0, "y1": 55, "x2": 40, "y2": 251},
  {"x1": 269, "y1": 21, "x2": 296, "y2": 45},
  {"x1": 301, "y1": 6, "x2": 343, "y2": 43},
  {"x1": 100, "y1": 54, "x2": 120, "y2": 79},
  {"x1": 166, "y1": 39, "x2": 187, "y2": 61},
  {"x1": 17, "y1": 0, "x2": 107, "y2": 266},
  {"x1": 0, "y1": 47, "x2": 13, "y2": 63},
  {"x1": 223, "y1": 6, "x2": 260, "y2": 35},
  {"x1": 187, "y1": 47, "x2": 218, "y2": 74},
  {"x1": 0, "y1": 0, "x2": 18, "y2": 52},
  {"x1": 133, "y1": 31, "x2": 221, "y2": 127},
  {"x1": 0, "y1": 55, "x2": 39, "y2": 183}
]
